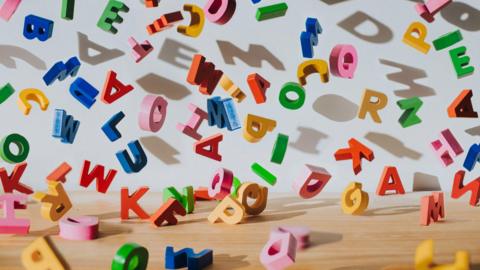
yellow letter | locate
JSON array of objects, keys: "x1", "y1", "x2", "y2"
[
  {"x1": 341, "y1": 182, "x2": 369, "y2": 215},
  {"x1": 358, "y1": 89, "x2": 388, "y2": 123},
  {"x1": 403, "y1": 21, "x2": 431, "y2": 54},
  {"x1": 243, "y1": 114, "x2": 276, "y2": 143},
  {"x1": 33, "y1": 181, "x2": 72, "y2": 222}
]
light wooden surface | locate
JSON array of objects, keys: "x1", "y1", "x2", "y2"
[{"x1": 0, "y1": 192, "x2": 479, "y2": 270}]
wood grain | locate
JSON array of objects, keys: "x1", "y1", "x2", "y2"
[{"x1": 0, "y1": 192, "x2": 479, "y2": 269}]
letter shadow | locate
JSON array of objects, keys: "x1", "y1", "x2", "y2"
[
  {"x1": 0, "y1": 45, "x2": 46, "y2": 70},
  {"x1": 78, "y1": 32, "x2": 124, "y2": 65},
  {"x1": 380, "y1": 59, "x2": 435, "y2": 98},
  {"x1": 158, "y1": 38, "x2": 197, "y2": 69},
  {"x1": 365, "y1": 132, "x2": 422, "y2": 160},
  {"x1": 465, "y1": 126, "x2": 480, "y2": 136},
  {"x1": 312, "y1": 94, "x2": 358, "y2": 122},
  {"x1": 309, "y1": 231, "x2": 343, "y2": 248},
  {"x1": 290, "y1": 126, "x2": 328, "y2": 155},
  {"x1": 136, "y1": 73, "x2": 191, "y2": 100},
  {"x1": 214, "y1": 254, "x2": 250, "y2": 269},
  {"x1": 216, "y1": 40, "x2": 285, "y2": 70},
  {"x1": 441, "y1": 2, "x2": 480, "y2": 32},
  {"x1": 338, "y1": 11, "x2": 393, "y2": 43},
  {"x1": 412, "y1": 172, "x2": 441, "y2": 192},
  {"x1": 140, "y1": 136, "x2": 180, "y2": 165},
  {"x1": 98, "y1": 222, "x2": 132, "y2": 238},
  {"x1": 364, "y1": 205, "x2": 419, "y2": 216},
  {"x1": 319, "y1": 0, "x2": 351, "y2": 5},
  {"x1": 248, "y1": 211, "x2": 307, "y2": 224}
]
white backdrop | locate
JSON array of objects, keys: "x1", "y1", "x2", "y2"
[{"x1": 0, "y1": 0, "x2": 479, "y2": 193}]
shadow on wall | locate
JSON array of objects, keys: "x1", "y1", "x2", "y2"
[
  {"x1": 312, "y1": 94, "x2": 358, "y2": 122},
  {"x1": 158, "y1": 38, "x2": 197, "y2": 69},
  {"x1": 380, "y1": 59, "x2": 435, "y2": 98},
  {"x1": 140, "y1": 136, "x2": 180, "y2": 165},
  {"x1": 0, "y1": 45, "x2": 46, "y2": 70},
  {"x1": 78, "y1": 32, "x2": 124, "y2": 65},
  {"x1": 365, "y1": 132, "x2": 422, "y2": 160},
  {"x1": 412, "y1": 172, "x2": 441, "y2": 191},
  {"x1": 337, "y1": 11, "x2": 393, "y2": 43},
  {"x1": 216, "y1": 40, "x2": 285, "y2": 70},
  {"x1": 465, "y1": 126, "x2": 480, "y2": 136},
  {"x1": 440, "y1": 2, "x2": 480, "y2": 32},
  {"x1": 136, "y1": 73, "x2": 191, "y2": 100},
  {"x1": 290, "y1": 126, "x2": 328, "y2": 155}
]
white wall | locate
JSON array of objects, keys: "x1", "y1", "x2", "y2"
[{"x1": 0, "y1": 0, "x2": 479, "y2": 193}]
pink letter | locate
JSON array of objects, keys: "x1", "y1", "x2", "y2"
[
  {"x1": 0, "y1": 0, "x2": 22, "y2": 21},
  {"x1": 59, "y1": 216, "x2": 99, "y2": 240},
  {"x1": 138, "y1": 95, "x2": 168, "y2": 132},
  {"x1": 260, "y1": 231, "x2": 297, "y2": 270},
  {"x1": 0, "y1": 194, "x2": 30, "y2": 234},
  {"x1": 329, "y1": 44, "x2": 358, "y2": 79},
  {"x1": 204, "y1": 0, "x2": 236, "y2": 25},
  {"x1": 208, "y1": 168, "x2": 234, "y2": 200}
]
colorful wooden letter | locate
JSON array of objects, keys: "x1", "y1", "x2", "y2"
[
  {"x1": 194, "y1": 133, "x2": 223, "y2": 161},
  {"x1": 52, "y1": 109, "x2": 80, "y2": 144},
  {"x1": 300, "y1": 17, "x2": 321, "y2": 58},
  {"x1": 256, "y1": 3, "x2": 288, "y2": 21},
  {"x1": 243, "y1": 114, "x2": 276, "y2": 143},
  {"x1": 415, "y1": 239, "x2": 469, "y2": 270},
  {"x1": 0, "y1": 0, "x2": 22, "y2": 21},
  {"x1": 59, "y1": 216, "x2": 99, "y2": 240},
  {"x1": 342, "y1": 182, "x2": 369, "y2": 215},
  {"x1": 69, "y1": 77, "x2": 99, "y2": 109},
  {"x1": 97, "y1": 0, "x2": 129, "y2": 34},
  {"x1": 271, "y1": 133, "x2": 289, "y2": 164},
  {"x1": 297, "y1": 60, "x2": 329, "y2": 86},
  {"x1": 121, "y1": 186, "x2": 150, "y2": 220},
  {"x1": 61, "y1": 0, "x2": 75, "y2": 20},
  {"x1": 116, "y1": 140, "x2": 148, "y2": 173},
  {"x1": 292, "y1": 165, "x2": 331, "y2": 199},
  {"x1": 397, "y1": 96, "x2": 423, "y2": 128},
  {"x1": 0, "y1": 162, "x2": 33, "y2": 195},
  {"x1": 207, "y1": 97, "x2": 241, "y2": 131},
  {"x1": 138, "y1": 95, "x2": 168, "y2": 132},
  {"x1": 247, "y1": 73, "x2": 270, "y2": 104},
  {"x1": 178, "y1": 4, "x2": 205, "y2": 37},
  {"x1": 33, "y1": 181, "x2": 72, "y2": 221},
  {"x1": 329, "y1": 44, "x2": 358, "y2": 78},
  {"x1": 128, "y1": 37, "x2": 153, "y2": 63},
  {"x1": 0, "y1": 194, "x2": 30, "y2": 234},
  {"x1": 204, "y1": 0, "x2": 236, "y2": 25},
  {"x1": 271, "y1": 227, "x2": 310, "y2": 250},
  {"x1": 177, "y1": 103, "x2": 208, "y2": 140},
  {"x1": 376, "y1": 166, "x2": 406, "y2": 196},
  {"x1": 447, "y1": 89, "x2": 478, "y2": 118},
  {"x1": 146, "y1": 11, "x2": 184, "y2": 35},
  {"x1": 358, "y1": 89, "x2": 388, "y2": 123},
  {"x1": 0, "y1": 133, "x2": 30, "y2": 164},
  {"x1": 463, "y1": 144, "x2": 480, "y2": 171},
  {"x1": 219, "y1": 74, "x2": 246, "y2": 103},
  {"x1": 101, "y1": 111, "x2": 125, "y2": 142},
  {"x1": 252, "y1": 163, "x2": 277, "y2": 186},
  {"x1": 163, "y1": 186, "x2": 194, "y2": 214},
  {"x1": 208, "y1": 195, "x2": 245, "y2": 225},
  {"x1": 433, "y1": 30, "x2": 462, "y2": 51},
  {"x1": 334, "y1": 138, "x2": 374, "y2": 175},
  {"x1": 416, "y1": 0, "x2": 452, "y2": 23},
  {"x1": 111, "y1": 243, "x2": 149, "y2": 270},
  {"x1": 149, "y1": 198, "x2": 186, "y2": 227},
  {"x1": 208, "y1": 168, "x2": 234, "y2": 200},
  {"x1": 449, "y1": 46, "x2": 475, "y2": 78},
  {"x1": 451, "y1": 170, "x2": 480, "y2": 206},
  {"x1": 17, "y1": 88, "x2": 49, "y2": 115},
  {"x1": 79, "y1": 160, "x2": 118, "y2": 193},
  {"x1": 43, "y1": 56, "x2": 81, "y2": 86},
  {"x1": 420, "y1": 192, "x2": 445, "y2": 226},
  {"x1": 187, "y1": 54, "x2": 223, "y2": 95},
  {"x1": 237, "y1": 182, "x2": 268, "y2": 216},
  {"x1": 402, "y1": 22, "x2": 431, "y2": 54},
  {"x1": 260, "y1": 231, "x2": 297, "y2": 270},
  {"x1": 101, "y1": 70, "x2": 134, "y2": 104},
  {"x1": 23, "y1": 15, "x2": 54, "y2": 41},
  {"x1": 0, "y1": 83, "x2": 15, "y2": 104},
  {"x1": 430, "y1": 129, "x2": 463, "y2": 167},
  {"x1": 46, "y1": 162, "x2": 72, "y2": 183},
  {"x1": 165, "y1": 246, "x2": 213, "y2": 270},
  {"x1": 22, "y1": 237, "x2": 66, "y2": 270}
]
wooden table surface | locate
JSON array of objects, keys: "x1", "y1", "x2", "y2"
[{"x1": 1, "y1": 192, "x2": 479, "y2": 270}]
